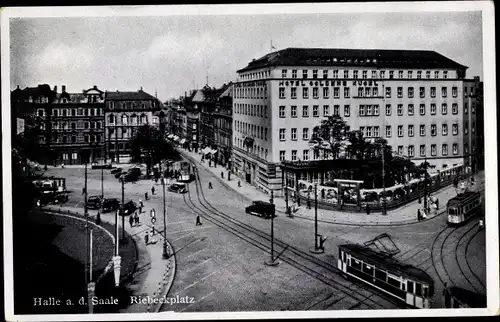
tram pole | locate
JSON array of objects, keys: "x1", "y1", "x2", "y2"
[
  {"x1": 264, "y1": 191, "x2": 279, "y2": 266},
  {"x1": 310, "y1": 183, "x2": 324, "y2": 254}
]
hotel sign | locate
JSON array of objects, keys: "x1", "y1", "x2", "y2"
[{"x1": 278, "y1": 80, "x2": 379, "y2": 87}]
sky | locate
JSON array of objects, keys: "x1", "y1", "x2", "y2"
[{"x1": 9, "y1": 9, "x2": 483, "y2": 102}]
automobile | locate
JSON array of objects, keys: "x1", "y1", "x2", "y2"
[
  {"x1": 102, "y1": 198, "x2": 120, "y2": 213},
  {"x1": 87, "y1": 195, "x2": 103, "y2": 209},
  {"x1": 110, "y1": 167, "x2": 123, "y2": 174},
  {"x1": 168, "y1": 182, "x2": 187, "y2": 194},
  {"x1": 92, "y1": 163, "x2": 113, "y2": 170},
  {"x1": 120, "y1": 200, "x2": 138, "y2": 216},
  {"x1": 115, "y1": 172, "x2": 124, "y2": 179},
  {"x1": 245, "y1": 200, "x2": 276, "y2": 219}
]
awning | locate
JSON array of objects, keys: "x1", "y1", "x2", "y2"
[
  {"x1": 180, "y1": 139, "x2": 186, "y2": 144},
  {"x1": 167, "y1": 134, "x2": 174, "y2": 139},
  {"x1": 173, "y1": 135, "x2": 179, "y2": 141}
]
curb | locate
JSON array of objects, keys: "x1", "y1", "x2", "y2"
[{"x1": 153, "y1": 241, "x2": 177, "y2": 313}]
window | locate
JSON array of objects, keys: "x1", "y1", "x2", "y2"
[
  {"x1": 313, "y1": 87, "x2": 319, "y2": 98},
  {"x1": 441, "y1": 103, "x2": 448, "y2": 115},
  {"x1": 303, "y1": 128, "x2": 309, "y2": 140},
  {"x1": 334, "y1": 87, "x2": 340, "y2": 98},
  {"x1": 365, "y1": 87, "x2": 371, "y2": 97},
  {"x1": 373, "y1": 105, "x2": 379, "y2": 116},
  {"x1": 398, "y1": 125, "x2": 403, "y2": 137},
  {"x1": 389, "y1": 71, "x2": 394, "y2": 79},
  {"x1": 366, "y1": 105, "x2": 372, "y2": 116},
  {"x1": 279, "y1": 106, "x2": 285, "y2": 118},
  {"x1": 442, "y1": 144, "x2": 448, "y2": 156},
  {"x1": 464, "y1": 121, "x2": 468, "y2": 134},
  {"x1": 420, "y1": 145, "x2": 426, "y2": 156},
  {"x1": 323, "y1": 105, "x2": 329, "y2": 116},
  {"x1": 302, "y1": 70, "x2": 308, "y2": 79},
  {"x1": 442, "y1": 124, "x2": 448, "y2": 136},
  {"x1": 386, "y1": 104, "x2": 392, "y2": 116},
  {"x1": 408, "y1": 71, "x2": 413, "y2": 78},
  {"x1": 397, "y1": 104, "x2": 403, "y2": 116},
  {"x1": 398, "y1": 71, "x2": 404, "y2": 78},
  {"x1": 353, "y1": 70, "x2": 359, "y2": 79},
  {"x1": 452, "y1": 123, "x2": 458, "y2": 135},
  {"x1": 358, "y1": 87, "x2": 363, "y2": 97},
  {"x1": 430, "y1": 103, "x2": 436, "y2": 115},
  {"x1": 291, "y1": 128, "x2": 297, "y2": 141},
  {"x1": 291, "y1": 150, "x2": 297, "y2": 161},
  {"x1": 291, "y1": 105, "x2": 297, "y2": 118},
  {"x1": 312, "y1": 70, "x2": 318, "y2": 79},
  {"x1": 434, "y1": 71, "x2": 439, "y2": 78},
  {"x1": 292, "y1": 70, "x2": 297, "y2": 78},
  {"x1": 84, "y1": 135, "x2": 89, "y2": 143},
  {"x1": 279, "y1": 128, "x2": 286, "y2": 141},
  {"x1": 291, "y1": 87, "x2": 297, "y2": 99},
  {"x1": 362, "y1": 70, "x2": 367, "y2": 79},
  {"x1": 344, "y1": 105, "x2": 350, "y2": 117},
  {"x1": 366, "y1": 126, "x2": 372, "y2": 137},
  {"x1": 420, "y1": 104, "x2": 426, "y2": 115},
  {"x1": 323, "y1": 70, "x2": 328, "y2": 79},
  {"x1": 71, "y1": 122, "x2": 76, "y2": 130},
  {"x1": 302, "y1": 87, "x2": 309, "y2": 99},
  {"x1": 323, "y1": 87, "x2": 329, "y2": 99},
  {"x1": 84, "y1": 122, "x2": 89, "y2": 129},
  {"x1": 265, "y1": 128, "x2": 268, "y2": 140},
  {"x1": 431, "y1": 144, "x2": 437, "y2": 156},
  {"x1": 385, "y1": 87, "x2": 391, "y2": 98},
  {"x1": 360, "y1": 126, "x2": 365, "y2": 137},
  {"x1": 279, "y1": 87, "x2": 285, "y2": 99},
  {"x1": 417, "y1": 71, "x2": 422, "y2": 79},
  {"x1": 279, "y1": 151, "x2": 286, "y2": 161},
  {"x1": 37, "y1": 109, "x2": 44, "y2": 117},
  {"x1": 397, "y1": 87, "x2": 403, "y2": 98},
  {"x1": 374, "y1": 126, "x2": 380, "y2": 137},
  {"x1": 53, "y1": 109, "x2": 59, "y2": 117},
  {"x1": 442, "y1": 87, "x2": 447, "y2": 97},
  {"x1": 333, "y1": 70, "x2": 339, "y2": 78},
  {"x1": 420, "y1": 87, "x2": 425, "y2": 98},
  {"x1": 472, "y1": 102, "x2": 476, "y2": 114},
  {"x1": 380, "y1": 70, "x2": 385, "y2": 78},
  {"x1": 85, "y1": 109, "x2": 89, "y2": 116},
  {"x1": 282, "y1": 69, "x2": 287, "y2": 78},
  {"x1": 313, "y1": 105, "x2": 319, "y2": 117},
  {"x1": 371, "y1": 70, "x2": 377, "y2": 78},
  {"x1": 452, "y1": 87, "x2": 458, "y2": 97},
  {"x1": 429, "y1": 87, "x2": 436, "y2": 98},
  {"x1": 408, "y1": 145, "x2": 414, "y2": 157},
  {"x1": 386, "y1": 125, "x2": 392, "y2": 137},
  {"x1": 302, "y1": 105, "x2": 309, "y2": 117},
  {"x1": 303, "y1": 150, "x2": 309, "y2": 161},
  {"x1": 443, "y1": 71, "x2": 448, "y2": 79},
  {"x1": 420, "y1": 124, "x2": 426, "y2": 136},
  {"x1": 359, "y1": 105, "x2": 365, "y2": 116},
  {"x1": 408, "y1": 124, "x2": 414, "y2": 137},
  {"x1": 426, "y1": 71, "x2": 431, "y2": 79},
  {"x1": 464, "y1": 102, "x2": 468, "y2": 114},
  {"x1": 452, "y1": 103, "x2": 458, "y2": 114},
  {"x1": 452, "y1": 143, "x2": 458, "y2": 155},
  {"x1": 122, "y1": 114, "x2": 128, "y2": 125},
  {"x1": 72, "y1": 109, "x2": 76, "y2": 116},
  {"x1": 344, "y1": 70, "x2": 349, "y2": 78},
  {"x1": 71, "y1": 136, "x2": 76, "y2": 143},
  {"x1": 408, "y1": 87, "x2": 414, "y2": 98},
  {"x1": 109, "y1": 114, "x2": 115, "y2": 124},
  {"x1": 398, "y1": 146, "x2": 404, "y2": 155},
  {"x1": 431, "y1": 124, "x2": 437, "y2": 136}
]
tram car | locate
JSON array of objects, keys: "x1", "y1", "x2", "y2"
[
  {"x1": 444, "y1": 286, "x2": 486, "y2": 308},
  {"x1": 338, "y1": 244, "x2": 434, "y2": 308},
  {"x1": 446, "y1": 191, "x2": 481, "y2": 226},
  {"x1": 173, "y1": 161, "x2": 193, "y2": 182}
]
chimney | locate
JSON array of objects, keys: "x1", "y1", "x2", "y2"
[
  {"x1": 140, "y1": 86, "x2": 143, "y2": 91},
  {"x1": 185, "y1": 91, "x2": 187, "y2": 98},
  {"x1": 93, "y1": 85, "x2": 97, "y2": 89},
  {"x1": 53, "y1": 85, "x2": 57, "y2": 92},
  {"x1": 62, "y1": 85, "x2": 66, "y2": 92},
  {"x1": 17, "y1": 85, "x2": 20, "y2": 90}
]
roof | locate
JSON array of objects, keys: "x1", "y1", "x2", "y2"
[
  {"x1": 339, "y1": 244, "x2": 434, "y2": 284},
  {"x1": 237, "y1": 47, "x2": 467, "y2": 73},
  {"x1": 447, "y1": 191, "x2": 481, "y2": 206},
  {"x1": 105, "y1": 90, "x2": 157, "y2": 101},
  {"x1": 11, "y1": 84, "x2": 56, "y2": 102}
]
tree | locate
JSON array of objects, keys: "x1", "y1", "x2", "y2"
[
  {"x1": 129, "y1": 125, "x2": 179, "y2": 175},
  {"x1": 311, "y1": 115, "x2": 350, "y2": 160}
]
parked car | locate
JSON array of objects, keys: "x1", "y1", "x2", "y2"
[
  {"x1": 110, "y1": 167, "x2": 123, "y2": 174},
  {"x1": 245, "y1": 201, "x2": 276, "y2": 219},
  {"x1": 87, "y1": 196, "x2": 103, "y2": 209},
  {"x1": 168, "y1": 182, "x2": 187, "y2": 194},
  {"x1": 92, "y1": 163, "x2": 113, "y2": 170},
  {"x1": 120, "y1": 200, "x2": 137, "y2": 216},
  {"x1": 102, "y1": 198, "x2": 120, "y2": 213},
  {"x1": 115, "y1": 172, "x2": 124, "y2": 179}
]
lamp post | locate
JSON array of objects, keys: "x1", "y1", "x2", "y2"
[
  {"x1": 83, "y1": 161, "x2": 90, "y2": 312},
  {"x1": 310, "y1": 183, "x2": 324, "y2": 254},
  {"x1": 468, "y1": 92, "x2": 474, "y2": 179},
  {"x1": 264, "y1": 192, "x2": 279, "y2": 266},
  {"x1": 423, "y1": 154, "x2": 428, "y2": 213},
  {"x1": 381, "y1": 144, "x2": 387, "y2": 215},
  {"x1": 120, "y1": 177, "x2": 125, "y2": 239},
  {"x1": 282, "y1": 166, "x2": 290, "y2": 216},
  {"x1": 162, "y1": 177, "x2": 170, "y2": 259}
]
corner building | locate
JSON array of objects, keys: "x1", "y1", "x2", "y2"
[{"x1": 233, "y1": 48, "x2": 481, "y2": 195}]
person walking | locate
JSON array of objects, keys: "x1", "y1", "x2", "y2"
[
  {"x1": 36, "y1": 199, "x2": 41, "y2": 208},
  {"x1": 208, "y1": 182, "x2": 213, "y2": 189},
  {"x1": 238, "y1": 180, "x2": 241, "y2": 188},
  {"x1": 139, "y1": 199, "x2": 143, "y2": 213},
  {"x1": 417, "y1": 208, "x2": 421, "y2": 221},
  {"x1": 435, "y1": 198, "x2": 439, "y2": 210},
  {"x1": 221, "y1": 171, "x2": 224, "y2": 179},
  {"x1": 366, "y1": 204, "x2": 371, "y2": 215},
  {"x1": 134, "y1": 212, "x2": 139, "y2": 225},
  {"x1": 151, "y1": 186, "x2": 155, "y2": 196},
  {"x1": 144, "y1": 231, "x2": 149, "y2": 245},
  {"x1": 82, "y1": 187, "x2": 86, "y2": 195},
  {"x1": 96, "y1": 211, "x2": 101, "y2": 226},
  {"x1": 145, "y1": 192, "x2": 149, "y2": 201},
  {"x1": 129, "y1": 214, "x2": 134, "y2": 228},
  {"x1": 196, "y1": 215, "x2": 202, "y2": 226}
]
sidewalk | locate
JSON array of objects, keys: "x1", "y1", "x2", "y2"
[
  {"x1": 44, "y1": 204, "x2": 176, "y2": 313},
  {"x1": 179, "y1": 148, "x2": 484, "y2": 226}
]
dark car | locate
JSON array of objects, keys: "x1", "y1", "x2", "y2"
[
  {"x1": 102, "y1": 198, "x2": 120, "y2": 213},
  {"x1": 115, "y1": 172, "x2": 124, "y2": 179},
  {"x1": 168, "y1": 182, "x2": 187, "y2": 194},
  {"x1": 245, "y1": 201, "x2": 276, "y2": 219},
  {"x1": 123, "y1": 167, "x2": 141, "y2": 182},
  {"x1": 87, "y1": 196, "x2": 102, "y2": 209},
  {"x1": 92, "y1": 163, "x2": 113, "y2": 170},
  {"x1": 120, "y1": 200, "x2": 137, "y2": 216},
  {"x1": 110, "y1": 167, "x2": 123, "y2": 174}
]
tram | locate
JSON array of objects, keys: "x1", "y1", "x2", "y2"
[
  {"x1": 444, "y1": 286, "x2": 486, "y2": 308},
  {"x1": 446, "y1": 191, "x2": 481, "y2": 226},
  {"x1": 173, "y1": 161, "x2": 192, "y2": 182},
  {"x1": 338, "y1": 244, "x2": 434, "y2": 308}
]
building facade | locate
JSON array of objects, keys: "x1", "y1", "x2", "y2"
[
  {"x1": 104, "y1": 89, "x2": 160, "y2": 163},
  {"x1": 233, "y1": 48, "x2": 482, "y2": 194},
  {"x1": 213, "y1": 83, "x2": 234, "y2": 167}
]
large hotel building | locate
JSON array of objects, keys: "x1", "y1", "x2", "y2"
[{"x1": 232, "y1": 48, "x2": 481, "y2": 195}]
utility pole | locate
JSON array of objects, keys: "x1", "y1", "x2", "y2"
[
  {"x1": 468, "y1": 92, "x2": 473, "y2": 179},
  {"x1": 423, "y1": 154, "x2": 428, "y2": 214},
  {"x1": 84, "y1": 161, "x2": 91, "y2": 313},
  {"x1": 121, "y1": 177, "x2": 125, "y2": 239},
  {"x1": 264, "y1": 193, "x2": 279, "y2": 266},
  {"x1": 283, "y1": 167, "x2": 290, "y2": 216},
  {"x1": 381, "y1": 145, "x2": 387, "y2": 215},
  {"x1": 162, "y1": 177, "x2": 169, "y2": 259},
  {"x1": 310, "y1": 183, "x2": 324, "y2": 254},
  {"x1": 101, "y1": 159, "x2": 104, "y2": 199}
]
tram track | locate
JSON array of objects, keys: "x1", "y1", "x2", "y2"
[
  {"x1": 464, "y1": 228, "x2": 486, "y2": 292},
  {"x1": 179, "y1": 169, "x2": 405, "y2": 310},
  {"x1": 455, "y1": 222, "x2": 485, "y2": 293}
]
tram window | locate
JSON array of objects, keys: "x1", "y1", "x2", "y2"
[
  {"x1": 416, "y1": 283, "x2": 422, "y2": 296},
  {"x1": 363, "y1": 263, "x2": 373, "y2": 274},
  {"x1": 342, "y1": 251, "x2": 346, "y2": 262},
  {"x1": 407, "y1": 281, "x2": 414, "y2": 293},
  {"x1": 401, "y1": 282, "x2": 406, "y2": 291},
  {"x1": 339, "y1": 248, "x2": 342, "y2": 260},
  {"x1": 387, "y1": 275, "x2": 401, "y2": 288},
  {"x1": 422, "y1": 285, "x2": 428, "y2": 297},
  {"x1": 351, "y1": 258, "x2": 361, "y2": 270},
  {"x1": 375, "y1": 269, "x2": 387, "y2": 281}
]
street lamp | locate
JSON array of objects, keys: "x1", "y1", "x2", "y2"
[
  {"x1": 310, "y1": 183, "x2": 324, "y2": 254},
  {"x1": 162, "y1": 176, "x2": 170, "y2": 259},
  {"x1": 264, "y1": 191, "x2": 279, "y2": 266},
  {"x1": 381, "y1": 144, "x2": 387, "y2": 216}
]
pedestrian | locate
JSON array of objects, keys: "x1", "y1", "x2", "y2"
[
  {"x1": 196, "y1": 215, "x2": 202, "y2": 226},
  {"x1": 417, "y1": 208, "x2": 421, "y2": 221},
  {"x1": 96, "y1": 211, "x2": 101, "y2": 225},
  {"x1": 221, "y1": 171, "x2": 224, "y2": 179},
  {"x1": 134, "y1": 212, "x2": 139, "y2": 225},
  {"x1": 36, "y1": 199, "x2": 41, "y2": 207},
  {"x1": 208, "y1": 182, "x2": 213, "y2": 189},
  {"x1": 436, "y1": 198, "x2": 439, "y2": 210},
  {"x1": 319, "y1": 235, "x2": 328, "y2": 251},
  {"x1": 238, "y1": 180, "x2": 241, "y2": 188},
  {"x1": 152, "y1": 186, "x2": 155, "y2": 195},
  {"x1": 155, "y1": 176, "x2": 159, "y2": 184},
  {"x1": 366, "y1": 204, "x2": 371, "y2": 215},
  {"x1": 209, "y1": 160, "x2": 212, "y2": 167},
  {"x1": 61, "y1": 162, "x2": 65, "y2": 169},
  {"x1": 82, "y1": 187, "x2": 86, "y2": 195},
  {"x1": 479, "y1": 219, "x2": 484, "y2": 229},
  {"x1": 145, "y1": 231, "x2": 149, "y2": 245},
  {"x1": 145, "y1": 192, "x2": 148, "y2": 201},
  {"x1": 307, "y1": 199, "x2": 311, "y2": 210},
  {"x1": 129, "y1": 214, "x2": 134, "y2": 227}
]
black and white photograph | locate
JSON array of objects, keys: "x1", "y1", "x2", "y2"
[{"x1": 2, "y1": 2, "x2": 498, "y2": 320}]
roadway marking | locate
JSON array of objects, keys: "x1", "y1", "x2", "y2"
[
  {"x1": 184, "y1": 258, "x2": 212, "y2": 274},
  {"x1": 180, "y1": 291, "x2": 214, "y2": 312},
  {"x1": 167, "y1": 225, "x2": 215, "y2": 235},
  {"x1": 173, "y1": 271, "x2": 217, "y2": 296}
]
